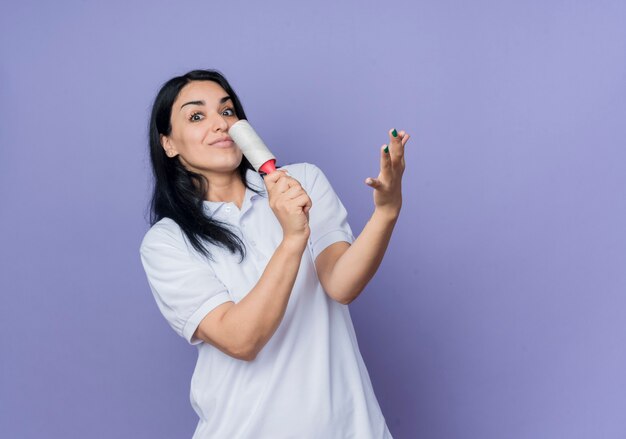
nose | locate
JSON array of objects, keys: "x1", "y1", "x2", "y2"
[{"x1": 211, "y1": 111, "x2": 229, "y2": 132}]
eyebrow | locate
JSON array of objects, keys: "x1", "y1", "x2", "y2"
[{"x1": 179, "y1": 96, "x2": 232, "y2": 111}]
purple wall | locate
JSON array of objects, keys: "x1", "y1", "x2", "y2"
[{"x1": 2, "y1": 1, "x2": 625, "y2": 438}]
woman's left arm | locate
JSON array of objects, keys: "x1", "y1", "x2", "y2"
[{"x1": 315, "y1": 128, "x2": 410, "y2": 305}]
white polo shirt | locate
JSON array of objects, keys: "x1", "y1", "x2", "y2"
[{"x1": 140, "y1": 162, "x2": 393, "y2": 439}]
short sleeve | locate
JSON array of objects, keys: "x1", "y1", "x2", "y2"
[
  {"x1": 304, "y1": 163, "x2": 355, "y2": 260},
  {"x1": 139, "y1": 223, "x2": 234, "y2": 345}
]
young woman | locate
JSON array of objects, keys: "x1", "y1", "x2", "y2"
[{"x1": 140, "y1": 69, "x2": 410, "y2": 438}]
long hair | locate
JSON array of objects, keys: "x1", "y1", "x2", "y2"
[{"x1": 147, "y1": 69, "x2": 262, "y2": 261}]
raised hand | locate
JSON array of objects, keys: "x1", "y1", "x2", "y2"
[{"x1": 365, "y1": 128, "x2": 410, "y2": 219}]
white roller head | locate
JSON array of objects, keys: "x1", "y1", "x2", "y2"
[{"x1": 229, "y1": 120, "x2": 276, "y2": 172}]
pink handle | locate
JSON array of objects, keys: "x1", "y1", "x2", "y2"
[{"x1": 259, "y1": 159, "x2": 277, "y2": 175}]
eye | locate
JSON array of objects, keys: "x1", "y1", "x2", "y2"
[
  {"x1": 189, "y1": 112, "x2": 204, "y2": 122},
  {"x1": 222, "y1": 107, "x2": 235, "y2": 117}
]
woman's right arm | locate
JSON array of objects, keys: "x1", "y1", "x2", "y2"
[{"x1": 193, "y1": 170, "x2": 312, "y2": 361}]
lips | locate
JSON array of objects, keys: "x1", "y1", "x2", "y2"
[{"x1": 210, "y1": 136, "x2": 234, "y2": 148}]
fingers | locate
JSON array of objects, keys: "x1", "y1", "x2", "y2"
[
  {"x1": 282, "y1": 183, "x2": 311, "y2": 212},
  {"x1": 263, "y1": 169, "x2": 287, "y2": 191},
  {"x1": 275, "y1": 188, "x2": 311, "y2": 218},
  {"x1": 380, "y1": 144, "x2": 391, "y2": 171},
  {"x1": 263, "y1": 169, "x2": 286, "y2": 183},
  {"x1": 367, "y1": 142, "x2": 396, "y2": 188},
  {"x1": 365, "y1": 177, "x2": 383, "y2": 189},
  {"x1": 387, "y1": 128, "x2": 406, "y2": 160},
  {"x1": 264, "y1": 169, "x2": 298, "y2": 193},
  {"x1": 266, "y1": 170, "x2": 310, "y2": 213},
  {"x1": 283, "y1": 184, "x2": 306, "y2": 200},
  {"x1": 293, "y1": 192, "x2": 312, "y2": 210},
  {"x1": 401, "y1": 132, "x2": 410, "y2": 147},
  {"x1": 368, "y1": 128, "x2": 410, "y2": 189},
  {"x1": 385, "y1": 128, "x2": 410, "y2": 172}
]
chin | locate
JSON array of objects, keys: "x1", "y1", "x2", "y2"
[{"x1": 212, "y1": 155, "x2": 244, "y2": 172}]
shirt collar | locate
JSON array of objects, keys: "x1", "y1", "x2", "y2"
[{"x1": 202, "y1": 168, "x2": 265, "y2": 215}]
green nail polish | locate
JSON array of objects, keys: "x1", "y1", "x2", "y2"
[
  {"x1": 392, "y1": 129, "x2": 398, "y2": 137},
  {"x1": 384, "y1": 145, "x2": 389, "y2": 153}
]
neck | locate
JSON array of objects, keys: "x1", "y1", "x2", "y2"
[{"x1": 204, "y1": 170, "x2": 247, "y2": 209}]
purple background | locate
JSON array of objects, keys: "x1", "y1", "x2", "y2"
[{"x1": 1, "y1": 1, "x2": 625, "y2": 438}]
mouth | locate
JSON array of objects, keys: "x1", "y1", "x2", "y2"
[
  {"x1": 211, "y1": 140, "x2": 234, "y2": 148},
  {"x1": 210, "y1": 136, "x2": 234, "y2": 148}
]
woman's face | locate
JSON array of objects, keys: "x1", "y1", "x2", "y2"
[{"x1": 161, "y1": 80, "x2": 242, "y2": 176}]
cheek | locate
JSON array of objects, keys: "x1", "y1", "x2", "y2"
[
  {"x1": 187, "y1": 124, "x2": 207, "y2": 140},
  {"x1": 176, "y1": 125, "x2": 206, "y2": 148}
]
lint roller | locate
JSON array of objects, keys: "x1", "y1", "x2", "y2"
[{"x1": 229, "y1": 120, "x2": 277, "y2": 174}]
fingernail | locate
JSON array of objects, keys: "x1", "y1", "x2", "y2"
[
  {"x1": 384, "y1": 145, "x2": 389, "y2": 153},
  {"x1": 391, "y1": 129, "x2": 398, "y2": 137}
]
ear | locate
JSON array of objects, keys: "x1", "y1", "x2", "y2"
[{"x1": 160, "y1": 134, "x2": 178, "y2": 158}]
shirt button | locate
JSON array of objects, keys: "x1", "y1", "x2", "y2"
[{"x1": 225, "y1": 206, "x2": 231, "y2": 212}]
